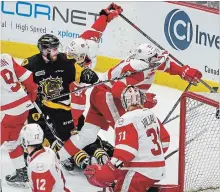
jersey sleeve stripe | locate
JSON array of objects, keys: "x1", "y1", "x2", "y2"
[
  {"x1": 115, "y1": 144, "x2": 138, "y2": 156},
  {"x1": 124, "y1": 161, "x2": 165, "y2": 168},
  {"x1": 1, "y1": 95, "x2": 30, "y2": 110},
  {"x1": 71, "y1": 103, "x2": 86, "y2": 110},
  {"x1": 18, "y1": 70, "x2": 31, "y2": 82},
  {"x1": 161, "y1": 141, "x2": 170, "y2": 148}
]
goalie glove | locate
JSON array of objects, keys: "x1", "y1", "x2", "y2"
[
  {"x1": 84, "y1": 160, "x2": 116, "y2": 188},
  {"x1": 74, "y1": 150, "x2": 91, "y2": 170}
]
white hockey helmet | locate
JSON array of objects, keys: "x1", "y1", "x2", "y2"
[
  {"x1": 133, "y1": 43, "x2": 159, "y2": 63},
  {"x1": 65, "y1": 38, "x2": 89, "y2": 64},
  {"x1": 121, "y1": 86, "x2": 145, "y2": 111},
  {"x1": 20, "y1": 123, "x2": 44, "y2": 148}
]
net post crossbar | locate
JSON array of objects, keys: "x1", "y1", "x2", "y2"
[{"x1": 178, "y1": 92, "x2": 219, "y2": 192}]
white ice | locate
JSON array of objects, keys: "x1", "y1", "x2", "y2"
[{"x1": 1, "y1": 58, "x2": 183, "y2": 192}]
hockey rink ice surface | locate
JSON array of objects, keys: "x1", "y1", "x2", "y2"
[{"x1": 1, "y1": 58, "x2": 183, "y2": 192}]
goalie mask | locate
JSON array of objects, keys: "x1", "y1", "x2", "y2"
[
  {"x1": 19, "y1": 123, "x2": 44, "y2": 149},
  {"x1": 65, "y1": 38, "x2": 89, "y2": 64},
  {"x1": 38, "y1": 34, "x2": 62, "y2": 62},
  {"x1": 121, "y1": 86, "x2": 145, "y2": 111}
]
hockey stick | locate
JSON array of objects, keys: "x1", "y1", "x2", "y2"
[
  {"x1": 163, "y1": 86, "x2": 219, "y2": 125},
  {"x1": 49, "y1": 62, "x2": 162, "y2": 101},
  {"x1": 33, "y1": 102, "x2": 63, "y2": 144},
  {"x1": 162, "y1": 83, "x2": 192, "y2": 124},
  {"x1": 165, "y1": 128, "x2": 208, "y2": 160},
  {"x1": 119, "y1": 13, "x2": 217, "y2": 93}
]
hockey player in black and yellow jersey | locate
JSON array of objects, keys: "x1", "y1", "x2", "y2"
[{"x1": 22, "y1": 34, "x2": 99, "y2": 172}]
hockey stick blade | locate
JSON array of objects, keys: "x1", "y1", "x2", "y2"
[{"x1": 119, "y1": 13, "x2": 217, "y2": 93}]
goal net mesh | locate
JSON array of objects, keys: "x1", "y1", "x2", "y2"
[{"x1": 179, "y1": 92, "x2": 220, "y2": 192}]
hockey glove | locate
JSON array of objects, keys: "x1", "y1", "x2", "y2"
[
  {"x1": 144, "y1": 93, "x2": 157, "y2": 109},
  {"x1": 100, "y1": 3, "x2": 123, "y2": 23},
  {"x1": 80, "y1": 68, "x2": 99, "y2": 84},
  {"x1": 180, "y1": 65, "x2": 202, "y2": 85},
  {"x1": 84, "y1": 160, "x2": 116, "y2": 188}
]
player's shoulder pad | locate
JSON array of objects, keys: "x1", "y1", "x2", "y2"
[
  {"x1": 29, "y1": 148, "x2": 56, "y2": 173},
  {"x1": 21, "y1": 53, "x2": 41, "y2": 67}
]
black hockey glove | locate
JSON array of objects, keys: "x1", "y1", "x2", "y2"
[{"x1": 80, "y1": 68, "x2": 99, "y2": 84}]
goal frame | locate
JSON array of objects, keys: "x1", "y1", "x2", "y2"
[{"x1": 178, "y1": 92, "x2": 219, "y2": 192}]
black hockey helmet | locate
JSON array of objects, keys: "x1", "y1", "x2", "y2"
[
  {"x1": 37, "y1": 34, "x2": 61, "y2": 62},
  {"x1": 37, "y1": 34, "x2": 60, "y2": 52}
]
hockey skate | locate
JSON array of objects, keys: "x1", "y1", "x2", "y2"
[
  {"x1": 61, "y1": 157, "x2": 75, "y2": 174},
  {"x1": 5, "y1": 167, "x2": 29, "y2": 188}
]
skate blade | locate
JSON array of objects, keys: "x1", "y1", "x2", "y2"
[{"x1": 7, "y1": 181, "x2": 30, "y2": 188}]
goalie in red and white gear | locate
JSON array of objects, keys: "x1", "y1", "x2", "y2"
[
  {"x1": 0, "y1": 53, "x2": 38, "y2": 188},
  {"x1": 84, "y1": 86, "x2": 169, "y2": 192},
  {"x1": 19, "y1": 123, "x2": 70, "y2": 192},
  {"x1": 57, "y1": 42, "x2": 200, "y2": 164}
]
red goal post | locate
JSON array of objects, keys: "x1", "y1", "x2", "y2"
[{"x1": 178, "y1": 92, "x2": 219, "y2": 192}]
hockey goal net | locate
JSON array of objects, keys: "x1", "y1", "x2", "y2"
[{"x1": 179, "y1": 92, "x2": 220, "y2": 192}]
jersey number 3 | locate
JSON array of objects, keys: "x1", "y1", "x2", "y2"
[
  {"x1": 1, "y1": 69, "x2": 20, "y2": 92},
  {"x1": 146, "y1": 128, "x2": 162, "y2": 156}
]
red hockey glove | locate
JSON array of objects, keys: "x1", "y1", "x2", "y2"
[
  {"x1": 109, "y1": 3, "x2": 122, "y2": 10},
  {"x1": 84, "y1": 161, "x2": 116, "y2": 188},
  {"x1": 100, "y1": 4, "x2": 123, "y2": 23},
  {"x1": 144, "y1": 93, "x2": 157, "y2": 109},
  {"x1": 180, "y1": 65, "x2": 202, "y2": 85}
]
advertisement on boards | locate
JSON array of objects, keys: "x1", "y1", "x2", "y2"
[
  {"x1": 1, "y1": 1, "x2": 219, "y2": 82},
  {"x1": 163, "y1": 7, "x2": 219, "y2": 82}
]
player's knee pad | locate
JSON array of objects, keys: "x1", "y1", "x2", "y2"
[{"x1": 73, "y1": 123, "x2": 100, "y2": 149}]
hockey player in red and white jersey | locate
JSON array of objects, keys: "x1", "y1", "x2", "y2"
[
  {"x1": 57, "y1": 43, "x2": 201, "y2": 164},
  {"x1": 84, "y1": 86, "x2": 169, "y2": 192},
  {"x1": 66, "y1": 2, "x2": 123, "y2": 128},
  {"x1": 0, "y1": 53, "x2": 38, "y2": 187},
  {"x1": 59, "y1": 3, "x2": 123, "y2": 168},
  {"x1": 19, "y1": 123, "x2": 70, "y2": 192}
]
